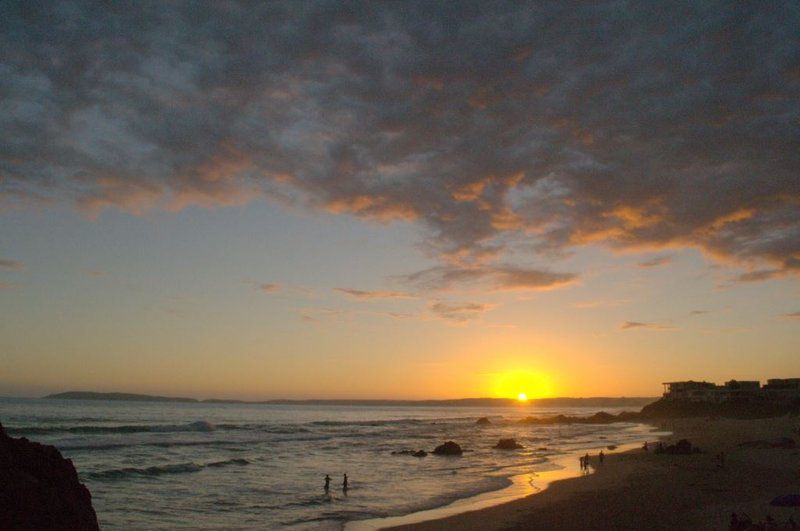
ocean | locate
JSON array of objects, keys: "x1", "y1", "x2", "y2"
[{"x1": 0, "y1": 397, "x2": 658, "y2": 529}]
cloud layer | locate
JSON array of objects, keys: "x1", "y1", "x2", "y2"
[{"x1": 2, "y1": 2, "x2": 798, "y2": 279}]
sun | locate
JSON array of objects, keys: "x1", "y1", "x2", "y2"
[{"x1": 517, "y1": 392, "x2": 528, "y2": 402}]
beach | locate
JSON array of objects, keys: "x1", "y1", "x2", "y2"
[{"x1": 387, "y1": 416, "x2": 800, "y2": 530}]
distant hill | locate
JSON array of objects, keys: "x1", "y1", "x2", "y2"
[
  {"x1": 45, "y1": 392, "x2": 198, "y2": 403},
  {"x1": 44, "y1": 391, "x2": 656, "y2": 407}
]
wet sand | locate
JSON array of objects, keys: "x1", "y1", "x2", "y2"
[{"x1": 387, "y1": 416, "x2": 800, "y2": 530}]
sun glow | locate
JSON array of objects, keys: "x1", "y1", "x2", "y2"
[{"x1": 489, "y1": 369, "x2": 553, "y2": 400}]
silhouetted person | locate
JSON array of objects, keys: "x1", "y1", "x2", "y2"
[
  {"x1": 324, "y1": 474, "x2": 331, "y2": 492},
  {"x1": 584, "y1": 453, "x2": 590, "y2": 469},
  {"x1": 643, "y1": 441, "x2": 648, "y2": 452},
  {"x1": 342, "y1": 473, "x2": 348, "y2": 490},
  {"x1": 729, "y1": 512, "x2": 738, "y2": 531},
  {"x1": 599, "y1": 450, "x2": 604, "y2": 464}
]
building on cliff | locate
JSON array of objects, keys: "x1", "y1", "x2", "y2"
[{"x1": 662, "y1": 379, "x2": 796, "y2": 403}]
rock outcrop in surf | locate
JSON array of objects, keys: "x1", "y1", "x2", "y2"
[
  {"x1": 432, "y1": 441, "x2": 463, "y2": 455},
  {"x1": 494, "y1": 438, "x2": 523, "y2": 450},
  {"x1": 0, "y1": 422, "x2": 100, "y2": 530}
]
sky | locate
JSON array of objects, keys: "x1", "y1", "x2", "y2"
[{"x1": 1, "y1": 1, "x2": 798, "y2": 400}]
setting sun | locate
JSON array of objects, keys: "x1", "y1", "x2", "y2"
[{"x1": 489, "y1": 369, "x2": 553, "y2": 400}]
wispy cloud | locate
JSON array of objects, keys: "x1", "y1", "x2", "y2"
[
  {"x1": 401, "y1": 265, "x2": 576, "y2": 292},
  {"x1": 429, "y1": 301, "x2": 496, "y2": 323},
  {"x1": 638, "y1": 255, "x2": 672, "y2": 268},
  {"x1": 243, "y1": 280, "x2": 281, "y2": 293},
  {"x1": 334, "y1": 288, "x2": 414, "y2": 300},
  {"x1": 689, "y1": 310, "x2": 710, "y2": 316},
  {"x1": 573, "y1": 299, "x2": 631, "y2": 309},
  {"x1": 734, "y1": 269, "x2": 782, "y2": 283},
  {"x1": 0, "y1": 282, "x2": 12, "y2": 289},
  {"x1": 0, "y1": 259, "x2": 23, "y2": 270},
  {"x1": 781, "y1": 311, "x2": 800, "y2": 320},
  {"x1": 620, "y1": 321, "x2": 676, "y2": 331}
]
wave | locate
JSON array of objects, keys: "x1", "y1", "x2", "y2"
[
  {"x1": 311, "y1": 419, "x2": 424, "y2": 427},
  {"x1": 207, "y1": 458, "x2": 249, "y2": 467},
  {"x1": 7, "y1": 420, "x2": 314, "y2": 436},
  {"x1": 7, "y1": 420, "x2": 216, "y2": 435},
  {"x1": 86, "y1": 457, "x2": 250, "y2": 480}
]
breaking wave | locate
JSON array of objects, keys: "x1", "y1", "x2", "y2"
[{"x1": 87, "y1": 458, "x2": 250, "y2": 480}]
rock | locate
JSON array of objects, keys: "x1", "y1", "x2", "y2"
[
  {"x1": 412, "y1": 450, "x2": 427, "y2": 457},
  {"x1": 476, "y1": 417, "x2": 491, "y2": 425},
  {"x1": 0, "y1": 422, "x2": 100, "y2": 530},
  {"x1": 432, "y1": 441, "x2": 463, "y2": 455},
  {"x1": 391, "y1": 450, "x2": 414, "y2": 455},
  {"x1": 494, "y1": 438, "x2": 524, "y2": 450},
  {"x1": 606, "y1": 445, "x2": 618, "y2": 450}
]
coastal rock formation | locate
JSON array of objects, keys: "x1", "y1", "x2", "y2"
[
  {"x1": 494, "y1": 438, "x2": 523, "y2": 450},
  {"x1": 391, "y1": 449, "x2": 428, "y2": 457},
  {"x1": 520, "y1": 410, "x2": 639, "y2": 425},
  {"x1": 639, "y1": 397, "x2": 797, "y2": 419},
  {"x1": 432, "y1": 441, "x2": 463, "y2": 455},
  {"x1": 0, "y1": 422, "x2": 100, "y2": 530},
  {"x1": 476, "y1": 417, "x2": 491, "y2": 425}
]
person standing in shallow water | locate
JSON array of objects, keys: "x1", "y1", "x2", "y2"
[
  {"x1": 342, "y1": 473, "x2": 349, "y2": 490},
  {"x1": 324, "y1": 474, "x2": 331, "y2": 492}
]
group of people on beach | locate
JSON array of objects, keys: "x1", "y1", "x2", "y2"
[
  {"x1": 579, "y1": 450, "x2": 606, "y2": 472},
  {"x1": 324, "y1": 474, "x2": 348, "y2": 493}
]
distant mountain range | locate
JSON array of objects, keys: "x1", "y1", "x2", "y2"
[{"x1": 44, "y1": 391, "x2": 657, "y2": 408}]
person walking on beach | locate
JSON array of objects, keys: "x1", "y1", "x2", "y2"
[
  {"x1": 342, "y1": 473, "x2": 349, "y2": 491},
  {"x1": 579, "y1": 455, "x2": 584, "y2": 470},
  {"x1": 324, "y1": 474, "x2": 331, "y2": 492},
  {"x1": 584, "y1": 453, "x2": 590, "y2": 469},
  {"x1": 599, "y1": 450, "x2": 605, "y2": 464}
]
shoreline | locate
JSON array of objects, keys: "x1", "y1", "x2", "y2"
[
  {"x1": 379, "y1": 416, "x2": 800, "y2": 530},
  {"x1": 346, "y1": 438, "x2": 653, "y2": 531}
]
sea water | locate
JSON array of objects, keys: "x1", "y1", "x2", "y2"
[{"x1": 0, "y1": 398, "x2": 656, "y2": 529}]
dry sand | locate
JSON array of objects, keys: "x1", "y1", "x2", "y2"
[{"x1": 388, "y1": 416, "x2": 800, "y2": 530}]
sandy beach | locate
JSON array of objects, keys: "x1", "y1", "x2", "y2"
[{"x1": 387, "y1": 416, "x2": 800, "y2": 530}]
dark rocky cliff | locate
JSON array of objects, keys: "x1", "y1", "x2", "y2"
[
  {"x1": 639, "y1": 398, "x2": 798, "y2": 419},
  {"x1": 0, "y1": 422, "x2": 100, "y2": 530}
]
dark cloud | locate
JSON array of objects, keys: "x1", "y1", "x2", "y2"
[
  {"x1": 2, "y1": 2, "x2": 799, "y2": 279},
  {"x1": 0, "y1": 259, "x2": 23, "y2": 270},
  {"x1": 620, "y1": 321, "x2": 675, "y2": 331},
  {"x1": 430, "y1": 301, "x2": 495, "y2": 322},
  {"x1": 638, "y1": 255, "x2": 672, "y2": 268},
  {"x1": 334, "y1": 287, "x2": 413, "y2": 300}
]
